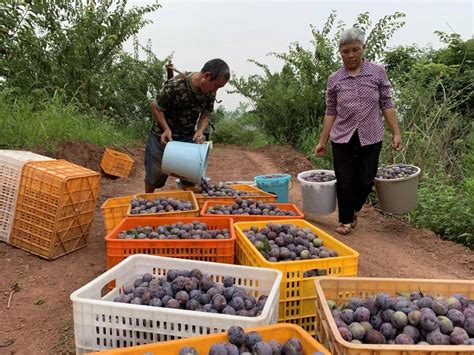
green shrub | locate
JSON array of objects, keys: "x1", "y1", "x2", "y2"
[{"x1": 409, "y1": 176, "x2": 474, "y2": 248}]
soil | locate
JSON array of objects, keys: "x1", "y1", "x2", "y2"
[{"x1": 0, "y1": 142, "x2": 473, "y2": 354}]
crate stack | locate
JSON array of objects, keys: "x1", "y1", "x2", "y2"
[
  {"x1": 0, "y1": 150, "x2": 53, "y2": 244},
  {"x1": 10, "y1": 159, "x2": 100, "y2": 259}
]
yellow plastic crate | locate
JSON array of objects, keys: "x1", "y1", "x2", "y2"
[
  {"x1": 193, "y1": 184, "x2": 277, "y2": 207},
  {"x1": 315, "y1": 277, "x2": 474, "y2": 355},
  {"x1": 128, "y1": 190, "x2": 199, "y2": 217},
  {"x1": 101, "y1": 195, "x2": 134, "y2": 234},
  {"x1": 91, "y1": 323, "x2": 330, "y2": 354},
  {"x1": 100, "y1": 148, "x2": 134, "y2": 178},
  {"x1": 234, "y1": 219, "x2": 359, "y2": 337}
]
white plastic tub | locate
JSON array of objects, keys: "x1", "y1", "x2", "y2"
[
  {"x1": 70, "y1": 254, "x2": 282, "y2": 353},
  {"x1": 297, "y1": 170, "x2": 337, "y2": 215},
  {"x1": 374, "y1": 165, "x2": 421, "y2": 214}
]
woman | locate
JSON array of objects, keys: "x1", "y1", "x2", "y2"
[{"x1": 315, "y1": 28, "x2": 402, "y2": 235}]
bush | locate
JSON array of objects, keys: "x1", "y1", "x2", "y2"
[{"x1": 409, "y1": 175, "x2": 474, "y2": 248}]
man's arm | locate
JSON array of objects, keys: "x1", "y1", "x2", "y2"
[
  {"x1": 193, "y1": 111, "x2": 209, "y2": 143},
  {"x1": 150, "y1": 100, "x2": 172, "y2": 144}
]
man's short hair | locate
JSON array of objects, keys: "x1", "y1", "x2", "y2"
[{"x1": 201, "y1": 59, "x2": 230, "y2": 81}]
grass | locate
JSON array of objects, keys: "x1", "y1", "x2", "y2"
[{"x1": 0, "y1": 94, "x2": 147, "y2": 151}]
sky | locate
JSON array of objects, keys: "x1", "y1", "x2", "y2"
[{"x1": 125, "y1": 0, "x2": 473, "y2": 110}]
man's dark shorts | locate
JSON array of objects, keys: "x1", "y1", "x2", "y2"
[{"x1": 144, "y1": 131, "x2": 194, "y2": 189}]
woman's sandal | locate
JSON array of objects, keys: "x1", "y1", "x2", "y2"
[{"x1": 335, "y1": 223, "x2": 352, "y2": 235}]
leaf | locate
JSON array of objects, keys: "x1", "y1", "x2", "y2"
[{"x1": 34, "y1": 299, "x2": 46, "y2": 305}]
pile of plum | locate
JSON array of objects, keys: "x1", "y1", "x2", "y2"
[
  {"x1": 197, "y1": 180, "x2": 253, "y2": 197},
  {"x1": 129, "y1": 197, "x2": 194, "y2": 215},
  {"x1": 301, "y1": 172, "x2": 336, "y2": 183},
  {"x1": 179, "y1": 325, "x2": 309, "y2": 355},
  {"x1": 331, "y1": 292, "x2": 474, "y2": 345},
  {"x1": 113, "y1": 269, "x2": 268, "y2": 317},
  {"x1": 206, "y1": 199, "x2": 296, "y2": 217},
  {"x1": 117, "y1": 221, "x2": 231, "y2": 240},
  {"x1": 376, "y1": 164, "x2": 418, "y2": 180},
  {"x1": 242, "y1": 223, "x2": 339, "y2": 272}
]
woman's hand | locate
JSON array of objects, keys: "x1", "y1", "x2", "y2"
[
  {"x1": 392, "y1": 134, "x2": 402, "y2": 151},
  {"x1": 314, "y1": 142, "x2": 327, "y2": 156}
]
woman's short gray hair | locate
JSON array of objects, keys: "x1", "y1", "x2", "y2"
[{"x1": 339, "y1": 28, "x2": 365, "y2": 48}]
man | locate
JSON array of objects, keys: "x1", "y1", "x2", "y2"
[{"x1": 145, "y1": 58, "x2": 229, "y2": 193}]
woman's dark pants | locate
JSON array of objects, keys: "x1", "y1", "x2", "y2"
[{"x1": 331, "y1": 132, "x2": 382, "y2": 224}]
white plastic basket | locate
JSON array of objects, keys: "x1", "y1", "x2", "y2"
[
  {"x1": 70, "y1": 254, "x2": 282, "y2": 353},
  {"x1": 297, "y1": 169, "x2": 337, "y2": 215},
  {"x1": 0, "y1": 150, "x2": 53, "y2": 243}
]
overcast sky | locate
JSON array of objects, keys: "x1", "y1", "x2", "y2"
[{"x1": 126, "y1": 0, "x2": 473, "y2": 110}]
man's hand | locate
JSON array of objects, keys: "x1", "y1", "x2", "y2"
[
  {"x1": 314, "y1": 142, "x2": 327, "y2": 156},
  {"x1": 193, "y1": 130, "x2": 205, "y2": 144},
  {"x1": 160, "y1": 129, "x2": 173, "y2": 145},
  {"x1": 392, "y1": 134, "x2": 402, "y2": 151}
]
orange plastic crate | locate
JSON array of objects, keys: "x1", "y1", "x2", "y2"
[
  {"x1": 91, "y1": 323, "x2": 330, "y2": 354},
  {"x1": 100, "y1": 148, "x2": 134, "y2": 178},
  {"x1": 127, "y1": 190, "x2": 199, "y2": 217},
  {"x1": 193, "y1": 184, "x2": 277, "y2": 207},
  {"x1": 200, "y1": 201, "x2": 304, "y2": 222},
  {"x1": 10, "y1": 159, "x2": 100, "y2": 260},
  {"x1": 101, "y1": 195, "x2": 134, "y2": 234},
  {"x1": 315, "y1": 277, "x2": 474, "y2": 355},
  {"x1": 105, "y1": 216, "x2": 236, "y2": 269},
  {"x1": 234, "y1": 219, "x2": 359, "y2": 337}
]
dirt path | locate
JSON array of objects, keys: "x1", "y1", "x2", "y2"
[{"x1": 0, "y1": 143, "x2": 472, "y2": 354}]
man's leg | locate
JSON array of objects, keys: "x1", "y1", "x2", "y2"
[{"x1": 144, "y1": 131, "x2": 168, "y2": 192}]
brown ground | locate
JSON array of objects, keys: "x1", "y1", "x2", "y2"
[{"x1": 1, "y1": 142, "x2": 473, "y2": 354}]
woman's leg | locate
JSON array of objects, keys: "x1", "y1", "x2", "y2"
[
  {"x1": 353, "y1": 140, "x2": 383, "y2": 213},
  {"x1": 331, "y1": 137, "x2": 358, "y2": 225}
]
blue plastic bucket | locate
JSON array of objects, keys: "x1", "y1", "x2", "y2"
[
  {"x1": 254, "y1": 173, "x2": 292, "y2": 202},
  {"x1": 162, "y1": 142, "x2": 210, "y2": 185}
]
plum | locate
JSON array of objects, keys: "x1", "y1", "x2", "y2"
[
  {"x1": 149, "y1": 298, "x2": 162, "y2": 307},
  {"x1": 380, "y1": 323, "x2": 397, "y2": 340},
  {"x1": 227, "y1": 326, "x2": 246, "y2": 347},
  {"x1": 360, "y1": 321, "x2": 373, "y2": 333},
  {"x1": 447, "y1": 309, "x2": 465, "y2": 327},
  {"x1": 166, "y1": 298, "x2": 180, "y2": 308},
  {"x1": 426, "y1": 329, "x2": 450, "y2": 345},
  {"x1": 200, "y1": 275, "x2": 215, "y2": 292},
  {"x1": 281, "y1": 338, "x2": 303, "y2": 355},
  {"x1": 245, "y1": 331, "x2": 263, "y2": 350},
  {"x1": 230, "y1": 296, "x2": 245, "y2": 311},
  {"x1": 222, "y1": 306, "x2": 236, "y2": 315},
  {"x1": 179, "y1": 347, "x2": 198, "y2": 355},
  {"x1": 420, "y1": 311, "x2": 439, "y2": 331},
  {"x1": 417, "y1": 297, "x2": 434, "y2": 309},
  {"x1": 223, "y1": 343, "x2": 239, "y2": 355},
  {"x1": 213, "y1": 294, "x2": 227, "y2": 312},
  {"x1": 464, "y1": 317, "x2": 474, "y2": 337},
  {"x1": 348, "y1": 322, "x2": 365, "y2": 340},
  {"x1": 432, "y1": 297, "x2": 449, "y2": 315},
  {"x1": 338, "y1": 327, "x2": 353, "y2": 342},
  {"x1": 363, "y1": 297, "x2": 378, "y2": 316},
  {"x1": 209, "y1": 343, "x2": 228, "y2": 355},
  {"x1": 354, "y1": 307, "x2": 371, "y2": 323},
  {"x1": 346, "y1": 297, "x2": 363, "y2": 311},
  {"x1": 175, "y1": 290, "x2": 189, "y2": 307},
  {"x1": 268, "y1": 340, "x2": 282, "y2": 354},
  {"x1": 370, "y1": 312, "x2": 383, "y2": 330},
  {"x1": 437, "y1": 316, "x2": 454, "y2": 334},
  {"x1": 446, "y1": 297, "x2": 462, "y2": 311},
  {"x1": 402, "y1": 325, "x2": 420, "y2": 343},
  {"x1": 382, "y1": 309, "x2": 395, "y2": 323},
  {"x1": 253, "y1": 342, "x2": 273, "y2": 355},
  {"x1": 375, "y1": 294, "x2": 391, "y2": 310},
  {"x1": 223, "y1": 276, "x2": 235, "y2": 287},
  {"x1": 391, "y1": 311, "x2": 408, "y2": 329},
  {"x1": 341, "y1": 309, "x2": 354, "y2": 324},
  {"x1": 407, "y1": 310, "x2": 421, "y2": 326},
  {"x1": 395, "y1": 334, "x2": 414, "y2": 344},
  {"x1": 335, "y1": 318, "x2": 349, "y2": 329},
  {"x1": 450, "y1": 327, "x2": 469, "y2": 345}
]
